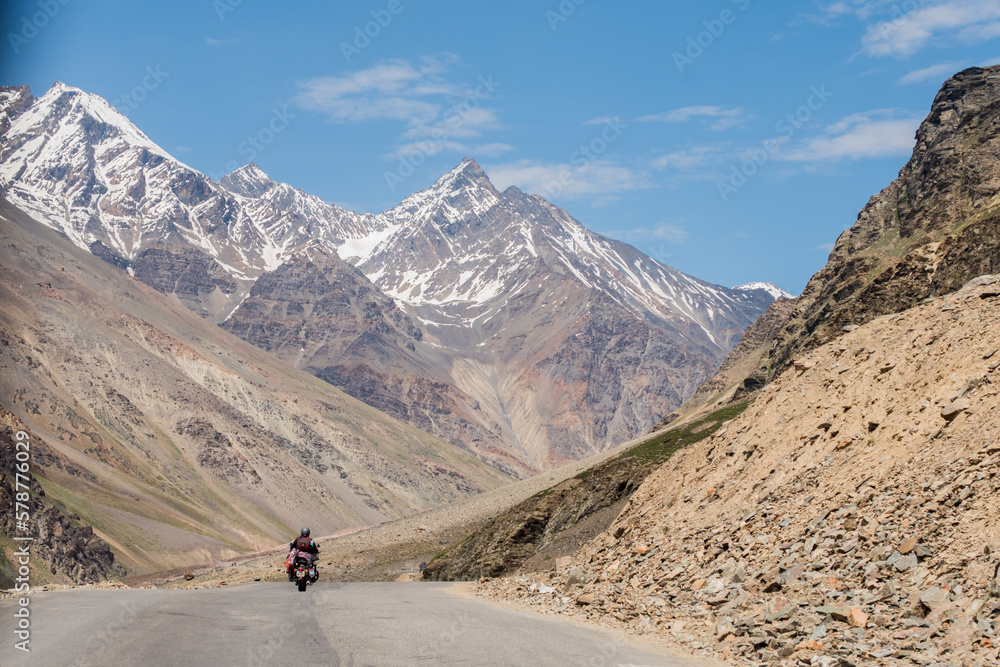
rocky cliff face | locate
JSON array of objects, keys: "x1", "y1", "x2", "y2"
[
  {"x1": 763, "y1": 66, "x2": 1000, "y2": 378},
  {"x1": 663, "y1": 66, "x2": 1000, "y2": 423}
]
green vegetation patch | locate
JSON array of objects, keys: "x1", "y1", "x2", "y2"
[{"x1": 588, "y1": 400, "x2": 751, "y2": 471}]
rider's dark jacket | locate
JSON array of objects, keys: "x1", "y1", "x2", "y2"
[{"x1": 289, "y1": 536, "x2": 319, "y2": 555}]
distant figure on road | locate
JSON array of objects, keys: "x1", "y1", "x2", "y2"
[{"x1": 286, "y1": 527, "x2": 319, "y2": 581}]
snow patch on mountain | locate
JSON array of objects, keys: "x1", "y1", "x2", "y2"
[
  {"x1": 1, "y1": 82, "x2": 781, "y2": 352},
  {"x1": 733, "y1": 282, "x2": 795, "y2": 300}
]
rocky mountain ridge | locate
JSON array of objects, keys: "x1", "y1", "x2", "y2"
[
  {"x1": 763, "y1": 66, "x2": 1000, "y2": 384},
  {"x1": 223, "y1": 158, "x2": 781, "y2": 468},
  {"x1": 0, "y1": 82, "x2": 782, "y2": 470},
  {"x1": 659, "y1": 65, "x2": 1000, "y2": 430}
]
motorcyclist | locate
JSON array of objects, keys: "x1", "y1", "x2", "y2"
[{"x1": 286, "y1": 527, "x2": 319, "y2": 582}]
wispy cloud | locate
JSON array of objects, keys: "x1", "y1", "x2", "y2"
[
  {"x1": 295, "y1": 55, "x2": 463, "y2": 125},
  {"x1": 777, "y1": 110, "x2": 922, "y2": 161},
  {"x1": 486, "y1": 159, "x2": 652, "y2": 202},
  {"x1": 296, "y1": 55, "x2": 505, "y2": 160},
  {"x1": 861, "y1": 0, "x2": 1000, "y2": 57},
  {"x1": 205, "y1": 37, "x2": 238, "y2": 46},
  {"x1": 639, "y1": 106, "x2": 748, "y2": 131},
  {"x1": 818, "y1": 1, "x2": 891, "y2": 21},
  {"x1": 390, "y1": 140, "x2": 513, "y2": 160},
  {"x1": 898, "y1": 61, "x2": 967, "y2": 84}
]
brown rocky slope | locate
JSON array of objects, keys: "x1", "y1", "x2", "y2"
[
  {"x1": 478, "y1": 276, "x2": 1000, "y2": 666},
  {"x1": 220, "y1": 243, "x2": 531, "y2": 478}
]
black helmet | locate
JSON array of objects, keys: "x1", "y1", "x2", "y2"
[{"x1": 300, "y1": 527, "x2": 310, "y2": 537}]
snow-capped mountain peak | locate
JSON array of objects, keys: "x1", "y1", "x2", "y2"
[
  {"x1": 219, "y1": 162, "x2": 278, "y2": 197},
  {"x1": 733, "y1": 282, "x2": 795, "y2": 300},
  {"x1": 382, "y1": 157, "x2": 501, "y2": 225},
  {"x1": 1, "y1": 81, "x2": 783, "y2": 471},
  {"x1": 40, "y1": 81, "x2": 170, "y2": 158},
  {"x1": 0, "y1": 81, "x2": 279, "y2": 306}
]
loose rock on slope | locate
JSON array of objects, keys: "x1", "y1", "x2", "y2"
[{"x1": 478, "y1": 276, "x2": 1000, "y2": 667}]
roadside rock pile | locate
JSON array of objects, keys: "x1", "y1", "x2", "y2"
[{"x1": 478, "y1": 277, "x2": 1000, "y2": 666}]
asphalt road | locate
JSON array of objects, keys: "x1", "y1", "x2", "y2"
[{"x1": 0, "y1": 582, "x2": 714, "y2": 666}]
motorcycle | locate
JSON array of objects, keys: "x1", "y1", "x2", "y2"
[{"x1": 287, "y1": 550, "x2": 318, "y2": 592}]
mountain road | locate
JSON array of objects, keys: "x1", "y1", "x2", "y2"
[{"x1": 1, "y1": 582, "x2": 716, "y2": 666}]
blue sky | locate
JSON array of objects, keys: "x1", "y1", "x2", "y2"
[{"x1": 3, "y1": 1, "x2": 1000, "y2": 293}]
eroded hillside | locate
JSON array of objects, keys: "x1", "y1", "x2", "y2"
[{"x1": 0, "y1": 202, "x2": 509, "y2": 574}]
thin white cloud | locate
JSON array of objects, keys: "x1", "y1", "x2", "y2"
[
  {"x1": 639, "y1": 106, "x2": 747, "y2": 130},
  {"x1": 898, "y1": 61, "x2": 967, "y2": 84},
  {"x1": 295, "y1": 57, "x2": 462, "y2": 125},
  {"x1": 958, "y1": 17, "x2": 1000, "y2": 40},
  {"x1": 486, "y1": 159, "x2": 652, "y2": 201},
  {"x1": 206, "y1": 37, "x2": 239, "y2": 46},
  {"x1": 861, "y1": 0, "x2": 1000, "y2": 57},
  {"x1": 296, "y1": 55, "x2": 505, "y2": 160},
  {"x1": 823, "y1": 2, "x2": 855, "y2": 17},
  {"x1": 822, "y1": 0, "x2": 890, "y2": 20},
  {"x1": 473, "y1": 142, "x2": 516, "y2": 157},
  {"x1": 390, "y1": 140, "x2": 467, "y2": 159},
  {"x1": 801, "y1": 2, "x2": 903, "y2": 28},
  {"x1": 402, "y1": 107, "x2": 500, "y2": 140},
  {"x1": 777, "y1": 110, "x2": 922, "y2": 161},
  {"x1": 389, "y1": 140, "x2": 514, "y2": 161}
]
